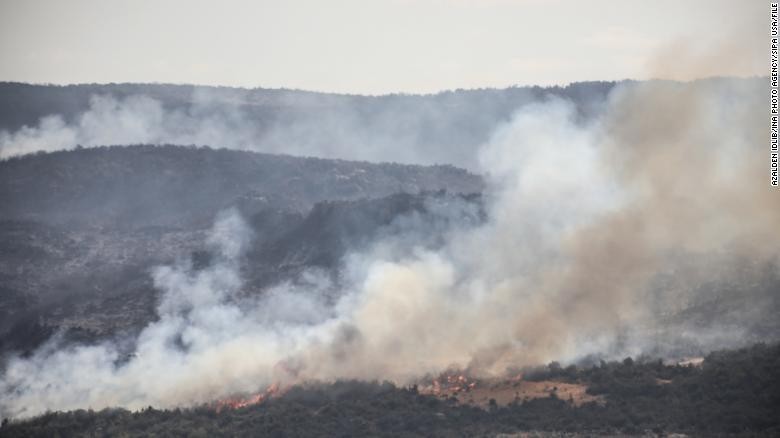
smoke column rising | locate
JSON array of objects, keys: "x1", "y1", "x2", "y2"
[{"x1": 1, "y1": 78, "x2": 777, "y2": 418}]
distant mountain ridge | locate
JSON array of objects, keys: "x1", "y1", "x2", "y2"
[
  {"x1": 0, "y1": 81, "x2": 618, "y2": 133},
  {"x1": 0, "y1": 81, "x2": 618, "y2": 169}
]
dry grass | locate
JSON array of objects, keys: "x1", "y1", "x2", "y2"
[{"x1": 421, "y1": 377, "x2": 604, "y2": 408}]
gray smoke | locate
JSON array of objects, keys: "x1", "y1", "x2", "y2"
[
  {"x1": 1, "y1": 77, "x2": 777, "y2": 418},
  {"x1": 0, "y1": 87, "x2": 531, "y2": 169},
  {"x1": 0, "y1": 90, "x2": 263, "y2": 159}
]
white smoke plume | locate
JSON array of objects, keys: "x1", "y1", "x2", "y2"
[
  {"x1": 0, "y1": 91, "x2": 262, "y2": 160},
  {"x1": 1, "y1": 78, "x2": 778, "y2": 418},
  {"x1": 0, "y1": 86, "x2": 548, "y2": 169}
]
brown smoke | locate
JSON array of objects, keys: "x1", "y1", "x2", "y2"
[
  {"x1": 647, "y1": 1, "x2": 764, "y2": 80},
  {"x1": 502, "y1": 78, "x2": 778, "y2": 371}
]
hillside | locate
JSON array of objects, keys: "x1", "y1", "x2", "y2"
[
  {"x1": 0, "y1": 80, "x2": 777, "y2": 434},
  {"x1": 0, "y1": 81, "x2": 617, "y2": 169},
  {"x1": 0, "y1": 145, "x2": 483, "y2": 358},
  {"x1": 0, "y1": 144, "x2": 482, "y2": 228},
  {"x1": 3, "y1": 343, "x2": 778, "y2": 436}
]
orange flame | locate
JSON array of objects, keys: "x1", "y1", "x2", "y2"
[
  {"x1": 420, "y1": 370, "x2": 479, "y2": 397},
  {"x1": 213, "y1": 382, "x2": 285, "y2": 412}
]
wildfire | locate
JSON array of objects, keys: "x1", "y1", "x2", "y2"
[
  {"x1": 212, "y1": 360, "x2": 302, "y2": 412},
  {"x1": 213, "y1": 382, "x2": 285, "y2": 412},
  {"x1": 420, "y1": 370, "x2": 479, "y2": 397}
]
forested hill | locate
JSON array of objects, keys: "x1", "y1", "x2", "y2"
[
  {"x1": 0, "y1": 145, "x2": 484, "y2": 358},
  {"x1": 0, "y1": 81, "x2": 617, "y2": 133},
  {"x1": 0, "y1": 144, "x2": 483, "y2": 228},
  {"x1": 0, "y1": 81, "x2": 618, "y2": 169}
]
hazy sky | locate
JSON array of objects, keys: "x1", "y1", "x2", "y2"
[{"x1": 0, "y1": 0, "x2": 765, "y2": 94}]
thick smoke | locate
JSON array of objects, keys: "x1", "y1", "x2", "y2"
[{"x1": 1, "y1": 78, "x2": 777, "y2": 418}]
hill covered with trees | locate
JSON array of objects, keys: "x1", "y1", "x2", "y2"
[
  {"x1": 0, "y1": 81, "x2": 618, "y2": 169},
  {"x1": 0, "y1": 145, "x2": 483, "y2": 360}
]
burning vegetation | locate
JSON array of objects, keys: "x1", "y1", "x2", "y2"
[
  {"x1": 210, "y1": 367, "x2": 605, "y2": 414},
  {"x1": 3, "y1": 343, "x2": 778, "y2": 436},
  {"x1": 419, "y1": 370, "x2": 478, "y2": 397},
  {"x1": 213, "y1": 383, "x2": 286, "y2": 412}
]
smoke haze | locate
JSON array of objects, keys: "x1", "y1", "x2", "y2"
[
  {"x1": 1, "y1": 77, "x2": 776, "y2": 418},
  {"x1": 0, "y1": 84, "x2": 611, "y2": 170}
]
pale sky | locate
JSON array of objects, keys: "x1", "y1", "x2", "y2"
[{"x1": 0, "y1": 0, "x2": 766, "y2": 95}]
